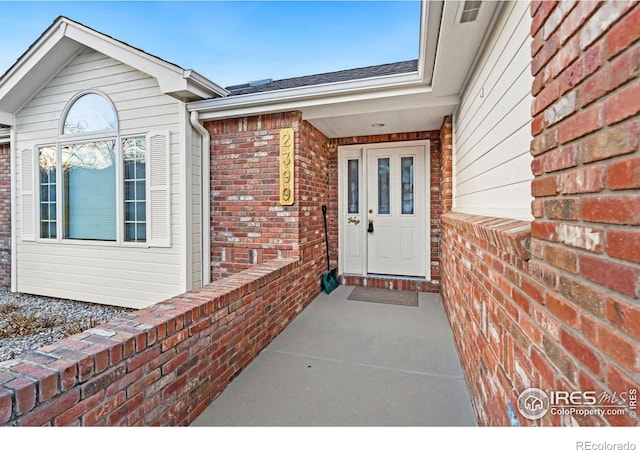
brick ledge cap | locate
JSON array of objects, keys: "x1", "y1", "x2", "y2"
[{"x1": 443, "y1": 212, "x2": 531, "y2": 261}]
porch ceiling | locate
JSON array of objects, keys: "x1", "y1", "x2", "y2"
[{"x1": 301, "y1": 90, "x2": 459, "y2": 138}]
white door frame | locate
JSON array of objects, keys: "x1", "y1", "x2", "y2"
[{"x1": 338, "y1": 140, "x2": 430, "y2": 279}]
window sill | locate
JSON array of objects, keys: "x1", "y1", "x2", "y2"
[{"x1": 34, "y1": 238, "x2": 150, "y2": 249}]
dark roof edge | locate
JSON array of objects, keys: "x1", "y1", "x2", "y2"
[{"x1": 226, "y1": 59, "x2": 419, "y2": 96}]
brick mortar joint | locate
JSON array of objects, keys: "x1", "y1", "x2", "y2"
[{"x1": 443, "y1": 212, "x2": 531, "y2": 261}]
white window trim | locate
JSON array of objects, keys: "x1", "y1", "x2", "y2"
[{"x1": 28, "y1": 90, "x2": 171, "y2": 248}]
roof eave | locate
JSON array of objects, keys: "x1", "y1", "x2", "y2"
[
  {"x1": 187, "y1": 0, "x2": 440, "y2": 119},
  {"x1": 188, "y1": 75, "x2": 434, "y2": 121},
  {"x1": 0, "y1": 16, "x2": 224, "y2": 115},
  {"x1": 184, "y1": 70, "x2": 230, "y2": 98}
]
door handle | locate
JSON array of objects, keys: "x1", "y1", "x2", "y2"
[{"x1": 368, "y1": 219, "x2": 374, "y2": 233}]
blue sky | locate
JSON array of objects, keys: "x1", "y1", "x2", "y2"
[{"x1": 0, "y1": 1, "x2": 421, "y2": 88}]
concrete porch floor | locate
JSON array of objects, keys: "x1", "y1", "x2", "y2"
[{"x1": 191, "y1": 285, "x2": 477, "y2": 426}]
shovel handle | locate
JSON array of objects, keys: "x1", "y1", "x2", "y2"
[{"x1": 322, "y1": 205, "x2": 330, "y2": 272}]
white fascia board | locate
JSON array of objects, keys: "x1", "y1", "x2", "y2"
[
  {"x1": 418, "y1": 0, "x2": 442, "y2": 84},
  {"x1": 302, "y1": 93, "x2": 459, "y2": 121},
  {"x1": 188, "y1": 73, "x2": 428, "y2": 119},
  {"x1": 184, "y1": 70, "x2": 229, "y2": 98},
  {"x1": 0, "y1": 23, "x2": 67, "y2": 102},
  {"x1": 64, "y1": 25, "x2": 183, "y2": 85},
  {"x1": 63, "y1": 21, "x2": 223, "y2": 100}
]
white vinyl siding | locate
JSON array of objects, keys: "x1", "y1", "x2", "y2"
[
  {"x1": 452, "y1": 1, "x2": 533, "y2": 220},
  {"x1": 14, "y1": 48, "x2": 187, "y2": 308}
]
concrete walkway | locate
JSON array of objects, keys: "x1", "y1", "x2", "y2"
[{"x1": 191, "y1": 285, "x2": 477, "y2": 426}]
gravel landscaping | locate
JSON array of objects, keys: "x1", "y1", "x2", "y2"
[{"x1": 0, "y1": 288, "x2": 133, "y2": 362}]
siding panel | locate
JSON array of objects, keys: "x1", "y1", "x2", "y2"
[
  {"x1": 452, "y1": 1, "x2": 533, "y2": 221},
  {"x1": 14, "y1": 47, "x2": 186, "y2": 308}
]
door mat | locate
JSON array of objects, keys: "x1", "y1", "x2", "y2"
[{"x1": 347, "y1": 287, "x2": 418, "y2": 307}]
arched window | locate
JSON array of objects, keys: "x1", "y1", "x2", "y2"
[
  {"x1": 37, "y1": 91, "x2": 148, "y2": 243},
  {"x1": 62, "y1": 93, "x2": 117, "y2": 135}
]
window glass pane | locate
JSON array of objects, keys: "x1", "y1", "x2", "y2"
[
  {"x1": 378, "y1": 158, "x2": 390, "y2": 215},
  {"x1": 62, "y1": 140, "x2": 116, "y2": 240},
  {"x1": 63, "y1": 93, "x2": 117, "y2": 135},
  {"x1": 137, "y1": 224, "x2": 146, "y2": 241},
  {"x1": 39, "y1": 146, "x2": 57, "y2": 239},
  {"x1": 123, "y1": 136, "x2": 146, "y2": 242},
  {"x1": 136, "y1": 181, "x2": 145, "y2": 201},
  {"x1": 347, "y1": 159, "x2": 359, "y2": 214},
  {"x1": 401, "y1": 156, "x2": 414, "y2": 215},
  {"x1": 125, "y1": 223, "x2": 136, "y2": 242},
  {"x1": 137, "y1": 202, "x2": 146, "y2": 221}
]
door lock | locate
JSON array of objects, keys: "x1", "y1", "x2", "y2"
[{"x1": 368, "y1": 219, "x2": 374, "y2": 233}]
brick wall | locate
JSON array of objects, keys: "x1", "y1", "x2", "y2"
[
  {"x1": 442, "y1": 1, "x2": 639, "y2": 426},
  {"x1": 328, "y1": 130, "x2": 442, "y2": 292},
  {"x1": 207, "y1": 115, "x2": 445, "y2": 293},
  {"x1": 0, "y1": 144, "x2": 9, "y2": 288},
  {"x1": 0, "y1": 258, "x2": 319, "y2": 426},
  {"x1": 205, "y1": 113, "x2": 330, "y2": 281}
]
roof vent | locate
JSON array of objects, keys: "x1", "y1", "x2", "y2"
[
  {"x1": 459, "y1": 1, "x2": 481, "y2": 23},
  {"x1": 248, "y1": 78, "x2": 273, "y2": 87}
]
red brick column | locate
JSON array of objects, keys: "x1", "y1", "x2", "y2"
[
  {"x1": 205, "y1": 113, "x2": 304, "y2": 279},
  {"x1": 528, "y1": 0, "x2": 640, "y2": 425},
  {"x1": 0, "y1": 144, "x2": 10, "y2": 288},
  {"x1": 441, "y1": 1, "x2": 639, "y2": 426},
  {"x1": 205, "y1": 112, "x2": 332, "y2": 308}
]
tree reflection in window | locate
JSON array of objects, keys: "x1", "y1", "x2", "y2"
[{"x1": 63, "y1": 93, "x2": 117, "y2": 135}]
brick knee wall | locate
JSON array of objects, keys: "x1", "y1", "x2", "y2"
[
  {"x1": 0, "y1": 144, "x2": 10, "y2": 288},
  {"x1": 442, "y1": 1, "x2": 640, "y2": 427},
  {"x1": 0, "y1": 258, "x2": 319, "y2": 426},
  {"x1": 442, "y1": 213, "x2": 638, "y2": 426}
]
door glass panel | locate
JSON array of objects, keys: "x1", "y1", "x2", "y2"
[
  {"x1": 347, "y1": 159, "x2": 359, "y2": 214},
  {"x1": 401, "y1": 156, "x2": 414, "y2": 215},
  {"x1": 378, "y1": 158, "x2": 390, "y2": 215}
]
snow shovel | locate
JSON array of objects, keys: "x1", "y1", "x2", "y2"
[{"x1": 321, "y1": 205, "x2": 339, "y2": 294}]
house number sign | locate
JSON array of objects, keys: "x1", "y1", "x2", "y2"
[{"x1": 279, "y1": 128, "x2": 295, "y2": 205}]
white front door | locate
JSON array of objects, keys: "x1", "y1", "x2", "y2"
[
  {"x1": 339, "y1": 141, "x2": 429, "y2": 278},
  {"x1": 366, "y1": 145, "x2": 427, "y2": 277}
]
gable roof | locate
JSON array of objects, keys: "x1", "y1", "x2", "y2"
[
  {"x1": 0, "y1": 16, "x2": 228, "y2": 125},
  {"x1": 226, "y1": 60, "x2": 419, "y2": 96}
]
